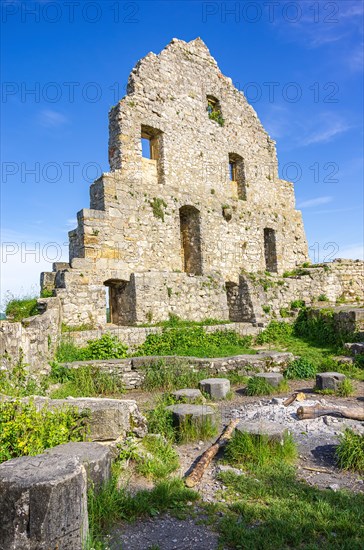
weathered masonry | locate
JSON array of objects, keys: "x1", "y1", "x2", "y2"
[{"x1": 41, "y1": 38, "x2": 310, "y2": 326}]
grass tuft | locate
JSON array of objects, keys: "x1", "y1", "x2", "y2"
[
  {"x1": 87, "y1": 477, "x2": 198, "y2": 545},
  {"x1": 49, "y1": 363, "x2": 125, "y2": 398},
  {"x1": 225, "y1": 430, "x2": 297, "y2": 469},
  {"x1": 245, "y1": 377, "x2": 288, "y2": 396},
  {"x1": 336, "y1": 429, "x2": 364, "y2": 473}
]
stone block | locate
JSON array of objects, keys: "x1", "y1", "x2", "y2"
[
  {"x1": 254, "y1": 372, "x2": 283, "y2": 387},
  {"x1": 199, "y1": 378, "x2": 230, "y2": 399},
  {"x1": 344, "y1": 342, "x2": 364, "y2": 356},
  {"x1": 315, "y1": 372, "x2": 346, "y2": 391},
  {"x1": 172, "y1": 388, "x2": 205, "y2": 403},
  {"x1": 46, "y1": 442, "x2": 112, "y2": 491},
  {"x1": 31, "y1": 397, "x2": 147, "y2": 441},
  {"x1": 0, "y1": 453, "x2": 88, "y2": 550},
  {"x1": 236, "y1": 420, "x2": 289, "y2": 443},
  {"x1": 166, "y1": 404, "x2": 217, "y2": 428}
]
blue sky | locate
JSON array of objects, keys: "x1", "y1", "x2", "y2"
[{"x1": 1, "y1": 0, "x2": 363, "y2": 306}]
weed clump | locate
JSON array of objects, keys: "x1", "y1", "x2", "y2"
[
  {"x1": 56, "y1": 333, "x2": 128, "y2": 362},
  {"x1": 5, "y1": 295, "x2": 38, "y2": 322},
  {"x1": 256, "y1": 321, "x2": 293, "y2": 344},
  {"x1": 336, "y1": 429, "x2": 364, "y2": 473},
  {"x1": 225, "y1": 430, "x2": 297, "y2": 469},
  {"x1": 284, "y1": 357, "x2": 317, "y2": 379},
  {"x1": 0, "y1": 400, "x2": 88, "y2": 463},
  {"x1": 49, "y1": 363, "x2": 125, "y2": 398},
  {"x1": 87, "y1": 477, "x2": 198, "y2": 545},
  {"x1": 246, "y1": 377, "x2": 288, "y2": 396},
  {"x1": 136, "y1": 326, "x2": 253, "y2": 357}
]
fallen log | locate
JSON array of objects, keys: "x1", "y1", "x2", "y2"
[
  {"x1": 296, "y1": 404, "x2": 364, "y2": 421},
  {"x1": 284, "y1": 392, "x2": 306, "y2": 407},
  {"x1": 184, "y1": 418, "x2": 239, "y2": 488},
  {"x1": 284, "y1": 393, "x2": 298, "y2": 407}
]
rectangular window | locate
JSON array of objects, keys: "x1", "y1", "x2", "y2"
[
  {"x1": 229, "y1": 153, "x2": 246, "y2": 200},
  {"x1": 141, "y1": 125, "x2": 160, "y2": 160}
]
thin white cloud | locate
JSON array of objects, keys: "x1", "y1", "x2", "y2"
[
  {"x1": 39, "y1": 109, "x2": 69, "y2": 128},
  {"x1": 297, "y1": 196, "x2": 333, "y2": 208},
  {"x1": 301, "y1": 119, "x2": 350, "y2": 146}
]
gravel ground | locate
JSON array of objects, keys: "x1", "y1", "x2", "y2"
[{"x1": 107, "y1": 381, "x2": 364, "y2": 548}]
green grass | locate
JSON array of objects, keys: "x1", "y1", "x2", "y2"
[
  {"x1": 138, "y1": 314, "x2": 232, "y2": 328},
  {"x1": 49, "y1": 363, "x2": 125, "y2": 398},
  {"x1": 56, "y1": 333, "x2": 128, "y2": 362},
  {"x1": 284, "y1": 357, "x2": 317, "y2": 379},
  {"x1": 146, "y1": 394, "x2": 218, "y2": 444},
  {"x1": 225, "y1": 430, "x2": 297, "y2": 469},
  {"x1": 215, "y1": 463, "x2": 364, "y2": 549},
  {"x1": 5, "y1": 295, "x2": 38, "y2": 322},
  {"x1": 133, "y1": 435, "x2": 180, "y2": 480},
  {"x1": 245, "y1": 377, "x2": 289, "y2": 396},
  {"x1": 87, "y1": 477, "x2": 198, "y2": 547},
  {"x1": 336, "y1": 378, "x2": 355, "y2": 397},
  {"x1": 141, "y1": 360, "x2": 210, "y2": 391},
  {"x1": 0, "y1": 400, "x2": 88, "y2": 463},
  {"x1": 336, "y1": 429, "x2": 364, "y2": 473},
  {"x1": 135, "y1": 326, "x2": 254, "y2": 358}
]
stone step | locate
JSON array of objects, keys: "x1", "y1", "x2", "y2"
[
  {"x1": 254, "y1": 372, "x2": 284, "y2": 387},
  {"x1": 166, "y1": 404, "x2": 217, "y2": 428},
  {"x1": 236, "y1": 420, "x2": 289, "y2": 443},
  {"x1": 45, "y1": 441, "x2": 112, "y2": 491},
  {"x1": 0, "y1": 453, "x2": 88, "y2": 549},
  {"x1": 199, "y1": 378, "x2": 230, "y2": 399},
  {"x1": 316, "y1": 372, "x2": 346, "y2": 391},
  {"x1": 172, "y1": 388, "x2": 206, "y2": 403}
]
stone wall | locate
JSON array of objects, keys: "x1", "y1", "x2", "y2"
[
  {"x1": 40, "y1": 37, "x2": 309, "y2": 327},
  {"x1": 66, "y1": 321, "x2": 259, "y2": 352},
  {"x1": 238, "y1": 259, "x2": 364, "y2": 322},
  {"x1": 0, "y1": 298, "x2": 62, "y2": 373},
  {"x1": 60, "y1": 351, "x2": 294, "y2": 390}
]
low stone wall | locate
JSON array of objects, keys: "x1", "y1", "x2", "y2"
[
  {"x1": 0, "y1": 298, "x2": 62, "y2": 374},
  {"x1": 61, "y1": 351, "x2": 294, "y2": 390},
  {"x1": 242, "y1": 259, "x2": 364, "y2": 322},
  {"x1": 65, "y1": 321, "x2": 259, "y2": 351}
]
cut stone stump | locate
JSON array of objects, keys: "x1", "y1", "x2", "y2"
[
  {"x1": 46, "y1": 442, "x2": 112, "y2": 491},
  {"x1": 255, "y1": 372, "x2": 283, "y2": 387},
  {"x1": 172, "y1": 388, "x2": 205, "y2": 403},
  {"x1": 236, "y1": 420, "x2": 289, "y2": 443},
  {"x1": 166, "y1": 404, "x2": 217, "y2": 429},
  {"x1": 0, "y1": 453, "x2": 88, "y2": 550},
  {"x1": 29, "y1": 397, "x2": 147, "y2": 441},
  {"x1": 199, "y1": 378, "x2": 230, "y2": 399},
  {"x1": 316, "y1": 372, "x2": 346, "y2": 391}
]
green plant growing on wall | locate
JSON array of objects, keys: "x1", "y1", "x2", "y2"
[
  {"x1": 284, "y1": 357, "x2": 317, "y2": 380},
  {"x1": 150, "y1": 197, "x2": 168, "y2": 221},
  {"x1": 207, "y1": 108, "x2": 225, "y2": 126},
  {"x1": 5, "y1": 294, "x2": 39, "y2": 322},
  {"x1": 317, "y1": 294, "x2": 329, "y2": 302},
  {"x1": 0, "y1": 400, "x2": 89, "y2": 463}
]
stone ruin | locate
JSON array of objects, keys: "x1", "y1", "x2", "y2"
[
  {"x1": 1, "y1": 38, "x2": 363, "y2": 550},
  {"x1": 40, "y1": 37, "x2": 310, "y2": 328},
  {"x1": 0, "y1": 38, "x2": 363, "y2": 372}
]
